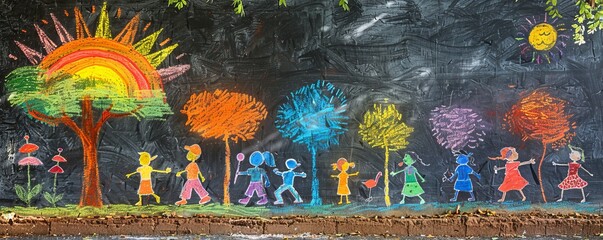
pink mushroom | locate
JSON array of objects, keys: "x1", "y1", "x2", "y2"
[{"x1": 18, "y1": 156, "x2": 43, "y2": 166}]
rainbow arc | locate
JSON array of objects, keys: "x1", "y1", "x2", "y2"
[{"x1": 13, "y1": 2, "x2": 189, "y2": 97}]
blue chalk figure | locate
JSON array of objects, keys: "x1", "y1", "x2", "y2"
[
  {"x1": 273, "y1": 158, "x2": 307, "y2": 205},
  {"x1": 237, "y1": 151, "x2": 276, "y2": 205},
  {"x1": 444, "y1": 151, "x2": 481, "y2": 202}
]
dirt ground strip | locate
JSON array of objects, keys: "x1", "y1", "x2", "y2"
[{"x1": 0, "y1": 212, "x2": 601, "y2": 237}]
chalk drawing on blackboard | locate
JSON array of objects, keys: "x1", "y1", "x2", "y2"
[
  {"x1": 553, "y1": 145, "x2": 593, "y2": 203},
  {"x1": 331, "y1": 158, "x2": 358, "y2": 205},
  {"x1": 233, "y1": 153, "x2": 245, "y2": 184},
  {"x1": 362, "y1": 171, "x2": 381, "y2": 203},
  {"x1": 430, "y1": 106, "x2": 487, "y2": 151},
  {"x1": 181, "y1": 90, "x2": 267, "y2": 205},
  {"x1": 390, "y1": 152, "x2": 428, "y2": 204},
  {"x1": 175, "y1": 144, "x2": 211, "y2": 206},
  {"x1": 504, "y1": 89, "x2": 574, "y2": 202},
  {"x1": 273, "y1": 158, "x2": 306, "y2": 205},
  {"x1": 14, "y1": 135, "x2": 43, "y2": 207},
  {"x1": 358, "y1": 102, "x2": 413, "y2": 207},
  {"x1": 44, "y1": 148, "x2": 67, "y2": 207},
  {"x1": 490, "y1": 147, "x2": 535, "y2": 202},
  {"x1": 443, "y1": 151, "x2": 480, "y2": 202},
  {"x1": 516, "y1": 14, "x2": 568, "y2": 64},
  {"x1": 237, "y1": 151, "x2": 276, "y2": 206},
  {"x1": 6, "y1": 2, "x2": 189, "y2": 207},
  {"x1": 126, "y1": 152, "x2": 171, "y2": 206},
  {"x1": 275, "y1": 80, "x2": 349, "y2": 206}
]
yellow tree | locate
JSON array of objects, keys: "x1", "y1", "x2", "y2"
[
  {"x1": 358, "y1": 103, "x2": 414, "y2": 207},
  {"x1": 181, "y1": 89, "x2": 267, "y2": 205}
]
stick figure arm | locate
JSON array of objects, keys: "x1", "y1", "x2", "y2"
[
  {"x1": 390, "y1": 170, "x2": 404, "y2": 176},
  {"x1": 415, "y1": 171, "x2": 426, "y2": 182},
  {"x1": 272, "y1": 169, "x2": 283, "y2": 176},
  {"x1": 581, "y1": 166, "x2": 594, "y2": 176}
]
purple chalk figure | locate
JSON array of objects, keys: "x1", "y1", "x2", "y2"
[{"x1": 237, "y1": 151, "x2": 276, "y2": 205}]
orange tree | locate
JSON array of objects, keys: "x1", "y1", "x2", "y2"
[
  {"x1": 5, "y1": 3, "x2": 186, "y2": 207},
  {"x1": 181, "y1": 90, "x2": 267, "y2": 205},
  {"x1": 504, "y1": 89, "x2": 574, "y2": 202}
]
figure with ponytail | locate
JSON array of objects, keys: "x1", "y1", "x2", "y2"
[
  {"x1": 238, "y1": 151, "x2": 276, "y2": 205},
  {"x1": 553, "y1": 145, "x2": 593, "y2": 203},
  {"x1": 444, "y1": 150, "x2": 480, "y2": 202},
  {"x1": 331, "y1": 158, "x2": 358, "y2": 204},
  {"x1": 391, "y1": 152, "x2": 429, "y2": 204},
  {"x1": 490, "y1": 147, "x2": 535, "y2": 202}
]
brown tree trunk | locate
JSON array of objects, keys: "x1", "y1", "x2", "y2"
[
  {"x1": 78, "y1": 99, "x2": 103, "y2": 207},
  {"x1": 538, "y1": 143, "x2": 547, "y2": 203},
  {"x1": 223, "y1": 138, "x2": 231, "y2": 205}
]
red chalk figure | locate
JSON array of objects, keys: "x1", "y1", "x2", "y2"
[
  {"x1": 490, "y1": 147, "x2": 535, "y2": 202},
  {"x1": 553, "y1": 145, "x2": 593, "y2": 203}
]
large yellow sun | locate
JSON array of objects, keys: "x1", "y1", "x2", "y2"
[
  {"x1": 12, "y1": 2, "x2": 190, "y2": 97},
  {"x1": 528, "y1": 23, "x2": 557, "y2": 51},
  {"x1": 516, "y1": 15, "x2": 568, "y2": 64}
]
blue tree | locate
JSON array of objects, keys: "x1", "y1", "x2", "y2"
[{"x1": 275, "y1": 80, "x2": 349, "y2": 205}]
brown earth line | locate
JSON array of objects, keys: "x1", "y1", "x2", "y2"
[{"x1": 1, "y1": 212, "x2": 601, "y2": 237}]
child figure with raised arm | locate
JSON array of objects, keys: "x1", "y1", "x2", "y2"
[
  {"x1": 126, "y1": 152, "x2": 171, "y2": 206},
  {"x1": 553, "y1": 145, "x2": 594, "y2": 203},
  {"x1": 273, "y1": 158, "x2": 306, "y2": 205},
  {"x1": 331, "y1": 158, "x2": 359, "y2": 205}
]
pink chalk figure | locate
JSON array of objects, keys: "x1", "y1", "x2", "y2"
[
  {"x1": 490, "y1": 147, "x2": 535, "y2": 202},
  {"x1": 553, "y1": 145, "x2": 593, "y2": 203},
  {"x1": 175, "y1": 144, "x2": 211, "y2": 205}
]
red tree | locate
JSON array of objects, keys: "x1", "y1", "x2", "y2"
[{"x1": 504, "y1": 89, "x2": 574, "y2": 202}]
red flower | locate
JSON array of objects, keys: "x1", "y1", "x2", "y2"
[
  {"x1": 48, "y1": 165, "x2": 64, "y2": 174},
  {"x1": 51, "y1": 148, "x2": 67, "y2": 163},
  {"x1": 18, "y1": 136, "x2": 39, "y2": 154}
]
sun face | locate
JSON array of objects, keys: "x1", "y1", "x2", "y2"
[
  {"x1": 516, "y1": 15, "x2": 568, "y2": 64},
  {"x1": 528, "y1": 23, "x2": 557, "y2": 51},
  {"x1": 11, "y1": 2, "x2": 189, "y2": 98}
]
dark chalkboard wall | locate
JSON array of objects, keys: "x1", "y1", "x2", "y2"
[{"x1": 1, "y1": 0, "x2": 602, "y2": 208}]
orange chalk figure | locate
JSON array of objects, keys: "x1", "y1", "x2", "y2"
[
  {"x1": 175, "y1": 144, "x2": 211, "y2": 205},
  {"x1": 126, "y1": 152, "x2": 171, "y2": 206},
  {"x1": 331, "y1": 158, "x2": 359, "y2": 204}
]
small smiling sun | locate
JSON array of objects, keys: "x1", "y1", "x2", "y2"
[{"x1": 516, "y1": 14, "x2": 568, "y2": 64}]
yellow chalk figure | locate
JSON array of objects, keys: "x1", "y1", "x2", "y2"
[
  {"x1": 126, "y1": 152, "x2": 171, "y2": 206},
  {"x1": 331, "y1": 158, "x2": 359, "y2": 205}
]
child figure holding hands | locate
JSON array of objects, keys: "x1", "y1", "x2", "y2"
[
  {"x1": 175, "y1": 144, "x2": 211, "y2": 205},
  {"x1": 126, "y1": 152, "x2": 171, "y2": 206}
]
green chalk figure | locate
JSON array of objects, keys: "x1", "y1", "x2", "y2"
[{"x1": 390, "y1": 152, "x2": 429, "y2": 204}]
